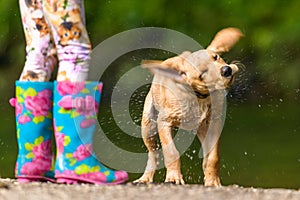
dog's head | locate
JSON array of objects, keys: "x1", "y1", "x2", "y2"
[{"x1": 144, "y1": 28, "x2": 243, "y2": 96}]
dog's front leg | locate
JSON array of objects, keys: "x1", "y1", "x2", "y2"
[
  {"x1": 133, "y1": 95, "x2": 159, "y2": 184},
  {"x1": 133, "y1": 122, "x2": 159, "y2": 184},
  {"x1": 158, "y1": 120, "x2": 184, "y2": 185},
  {"x1": 202, "y1": 140, "x2": 221, "y2": 186},
  {"x1": 197, "y1": 121, "x2": 221, "y2": 187}
]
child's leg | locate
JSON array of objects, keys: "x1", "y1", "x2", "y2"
[
  {"x1": 42, "y1": 0, "x2": 91, "y2": 82},
  {"x1": 19, "y1": 0, "x2": 57, "y2": 82}
]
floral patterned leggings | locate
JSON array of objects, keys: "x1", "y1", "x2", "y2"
[{"x1": 19, "y1": 0, "x2": 91, "y2": 82}]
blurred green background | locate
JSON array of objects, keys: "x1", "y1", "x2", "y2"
[{"x1": 0, "y1": 0, "x2": 299, "y2": 188}]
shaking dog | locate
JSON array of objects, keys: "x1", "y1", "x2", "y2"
[{"x1": 134, "y1": 28, "x2": 243, "y2": 186}]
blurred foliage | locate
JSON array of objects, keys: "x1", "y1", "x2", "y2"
[
  {"x1": 1, "y1": 0, "x2": 300, "y2": 102},
  {"x1": 0, "y1": 1, "x2": 299, "y2": 187},
  {"x1": 84, "y1": 0, "x2": 300, "y2": 102}
]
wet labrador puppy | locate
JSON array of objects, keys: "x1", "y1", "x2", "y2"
[{"x1": 134, "y1": 28, "x2": 243, "y2": 186}]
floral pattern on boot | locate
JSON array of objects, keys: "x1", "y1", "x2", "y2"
[
  {"x1": 11, "y1": 81, "x2": 55, "y2": 182},
  {"x1": 53, "y1": 81, "x2": 128, "y2": 184}
]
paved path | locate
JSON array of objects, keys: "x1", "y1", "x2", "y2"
[{"x1": 0, "y1": 179, "x2": 299, "y2": 200}]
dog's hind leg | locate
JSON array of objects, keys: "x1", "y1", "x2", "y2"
[{"x1": 133, "y1": 95, "x2": 159, "y2": 184}]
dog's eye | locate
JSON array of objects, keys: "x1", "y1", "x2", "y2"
[
  {"x1": 213, "y1": 54, "x2": 219, "y2": 61},
  {"x1": 179, "y1": 71, "x2": 186, "y2": 76},
  {"x1": 199, "y1": 70, "x2": 208, "y2": 80}
]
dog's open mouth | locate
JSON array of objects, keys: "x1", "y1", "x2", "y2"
[
  {"x1": 194, "y1": 91, "x2": 210, "y2": 99},
  {"x1": 228, "y1": 76, "x2": 235, "y2": 86}
]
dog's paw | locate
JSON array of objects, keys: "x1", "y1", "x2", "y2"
[
  {"x1": 132, "y1": 177, "x2": 153, "y2": 185},
  {"x1": 204, "y1": 176, "x2": 221, "y2": 187},
  {"x1": 165, "y1": 172, "x2": 185, "y2": 185},
  {"x1": 165, "y1": 177, "x2": 185, "y2": 185},
  {"x1": 132, "y1": 179, "x2": 150, "y2": 185}
]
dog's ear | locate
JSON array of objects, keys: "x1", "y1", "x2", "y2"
[
  {"x1": 142, "y1": 59, "x2": 186, "y2": 83},
  {"x1": 206, "y1": 27, "x2": 243, "y2": 54}
]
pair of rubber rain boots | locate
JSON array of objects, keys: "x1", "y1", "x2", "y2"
[{"x1": 10, "y1": 81, "x2": 128, "y2": 184}]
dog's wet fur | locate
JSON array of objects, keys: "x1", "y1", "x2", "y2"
[{"x1": 134, "y1": 27, "x2": 243, "y2": 186}]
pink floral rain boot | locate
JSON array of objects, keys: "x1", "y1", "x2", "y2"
[
  {"x1": 10, "y1": 81, "x2": 55, "y2": 182},
  {"x1": 53, "y1": 81, "x2": 128, "y2": 184}
]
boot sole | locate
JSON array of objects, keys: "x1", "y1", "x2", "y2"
[
  {"x1": 56, "y1": 175, "x2": 128, "y2": 185},
  {"x1": 17, "y1": 175, "x2": 55, "y2": 183}
]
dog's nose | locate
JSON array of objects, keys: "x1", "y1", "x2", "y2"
[{"x1": 221, "y1": 66, "x2": 232, "y2": 77}]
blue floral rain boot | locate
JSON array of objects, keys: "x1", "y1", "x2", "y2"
[
  {"x1": 53, "y1": 81, "x2": 128, "y2": 184},
  {"x1": 10, "y1": 81, "x2": 55, "y2": 182}
]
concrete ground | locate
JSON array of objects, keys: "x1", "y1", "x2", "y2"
[{"x1": 0, "y1": 178, "x2": 299, "y2": 200}]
